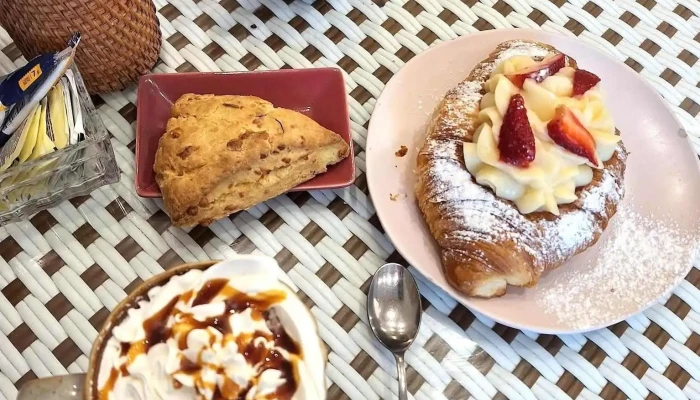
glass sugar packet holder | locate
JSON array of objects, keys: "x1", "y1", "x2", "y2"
[{"x1": 0, "y1": 64, "x2": 118, "y2": 225}]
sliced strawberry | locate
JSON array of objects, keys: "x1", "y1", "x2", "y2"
[
  {"x1": 506, "y1": 54, "x2": 566, "y2": 89},
  {"x1": 547, "y1": 105, "x2": 600, "y2": 166},
  {"x1": 498, "y1": 94, "x2": 536, "y2": 168},
  {"x1": 572, "y1": 69, "x2": 601, "y2": 96}
]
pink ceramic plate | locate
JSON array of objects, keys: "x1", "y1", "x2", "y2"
[
  {"x1": 135, "y1": 68, "x2": 354, "y2": 197},
  {"x1": 367, "y1": 29, "x2": 700, "y2": 334}
]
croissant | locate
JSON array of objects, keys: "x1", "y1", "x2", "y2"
[{"x1": 415, "y1": 40, "x2": 627, "y2": 298}]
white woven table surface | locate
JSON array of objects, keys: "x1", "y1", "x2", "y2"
[{"x1": 1, "y1": 0, "x2": 700, "y2": 399}]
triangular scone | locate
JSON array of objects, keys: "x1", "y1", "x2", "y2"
[{"x1": 155, "y1": 94, "x2": 350, "y2": 227}]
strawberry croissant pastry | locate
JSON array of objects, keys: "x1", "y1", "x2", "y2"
[{"x1": 416, "y1": 40, "x2": 627, "y2": 298}]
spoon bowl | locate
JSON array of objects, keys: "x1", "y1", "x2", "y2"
[{"x1": 367, "y1": 263, "x2": 422, "y2": 400}]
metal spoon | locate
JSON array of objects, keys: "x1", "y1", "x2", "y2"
[{"x1": 367, "y1": 263, "x2": 422, "y2": 400}]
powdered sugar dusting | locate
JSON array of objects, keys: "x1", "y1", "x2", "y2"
[
  {"x1": 555, "y1": 212, "x2": 596, "y2": 253},
  {"x1": 493, "y1": 40, "x2": 551, "y2": 64},
  {"x1": 469, "y1": 40, "x2": 552, "y2": 80},
  {"x1": 427, "y1": 155, "x2": 515, "y2": 243},
  {"x1": 537, "y1": 205, "x2": 700, "y2": 330},
  {"x1": 533, "y1": 209, "x2": 601, "y2": 272},
  {"x1": 439, "y1": 81, "x2": 482, "y2": 134},
  {"x1": 580, "y1": 165, "x2": 622, "y2": 214},
  {"x1": 534, "y1": 164, "x2": 626, "y2": 263}
]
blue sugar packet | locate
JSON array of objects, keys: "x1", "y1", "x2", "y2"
[{"x1": 0, "y1": 33, "x2": 81, "y2": 148}]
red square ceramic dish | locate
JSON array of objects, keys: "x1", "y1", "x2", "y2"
[{"x1": 135, "y1": 68, "x2": 355, "y2": 197}]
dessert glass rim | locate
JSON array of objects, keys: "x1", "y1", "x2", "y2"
[{"x1": 85, "y1": 260, "x2": 217, "y2": 398}]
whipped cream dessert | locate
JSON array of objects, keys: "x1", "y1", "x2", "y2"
[
  {"x1": 96, "y1": 262, "x2": 325, "y2": 400},
  {"x1": 463, "y1": 54, "x2": 621, "y2": 215}
]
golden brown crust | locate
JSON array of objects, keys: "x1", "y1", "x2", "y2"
[
  {"x1": 415, "y1": 40, "x2": 628, "y2": 298},
  {"x1": 155, "y1": 94, "x2": 349, "y2": 227}
]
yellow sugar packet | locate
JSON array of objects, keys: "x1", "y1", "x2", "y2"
[{"x1": 47, "y1": 82, "x2": 69, "y2": 149}]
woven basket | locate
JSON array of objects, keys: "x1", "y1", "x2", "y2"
[{"x1": 0, "y1": 0, "x2": 161, "y2": 94}]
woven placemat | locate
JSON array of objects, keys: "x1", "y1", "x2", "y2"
[{"x1": 1, "y1": 1, "x2": 700, "y2": 399}]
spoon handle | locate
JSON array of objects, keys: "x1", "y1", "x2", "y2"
[{"x1": 395, "y1": 353, "x2": 408, "y2": 400}]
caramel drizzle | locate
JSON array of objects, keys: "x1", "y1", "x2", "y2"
[{"x1": 98, "y1": 279, "x2": 301, "y2": 400}]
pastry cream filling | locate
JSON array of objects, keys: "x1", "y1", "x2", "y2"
[{"x1": 463, "y1": 55, "x2": 620, "y2": 215}]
